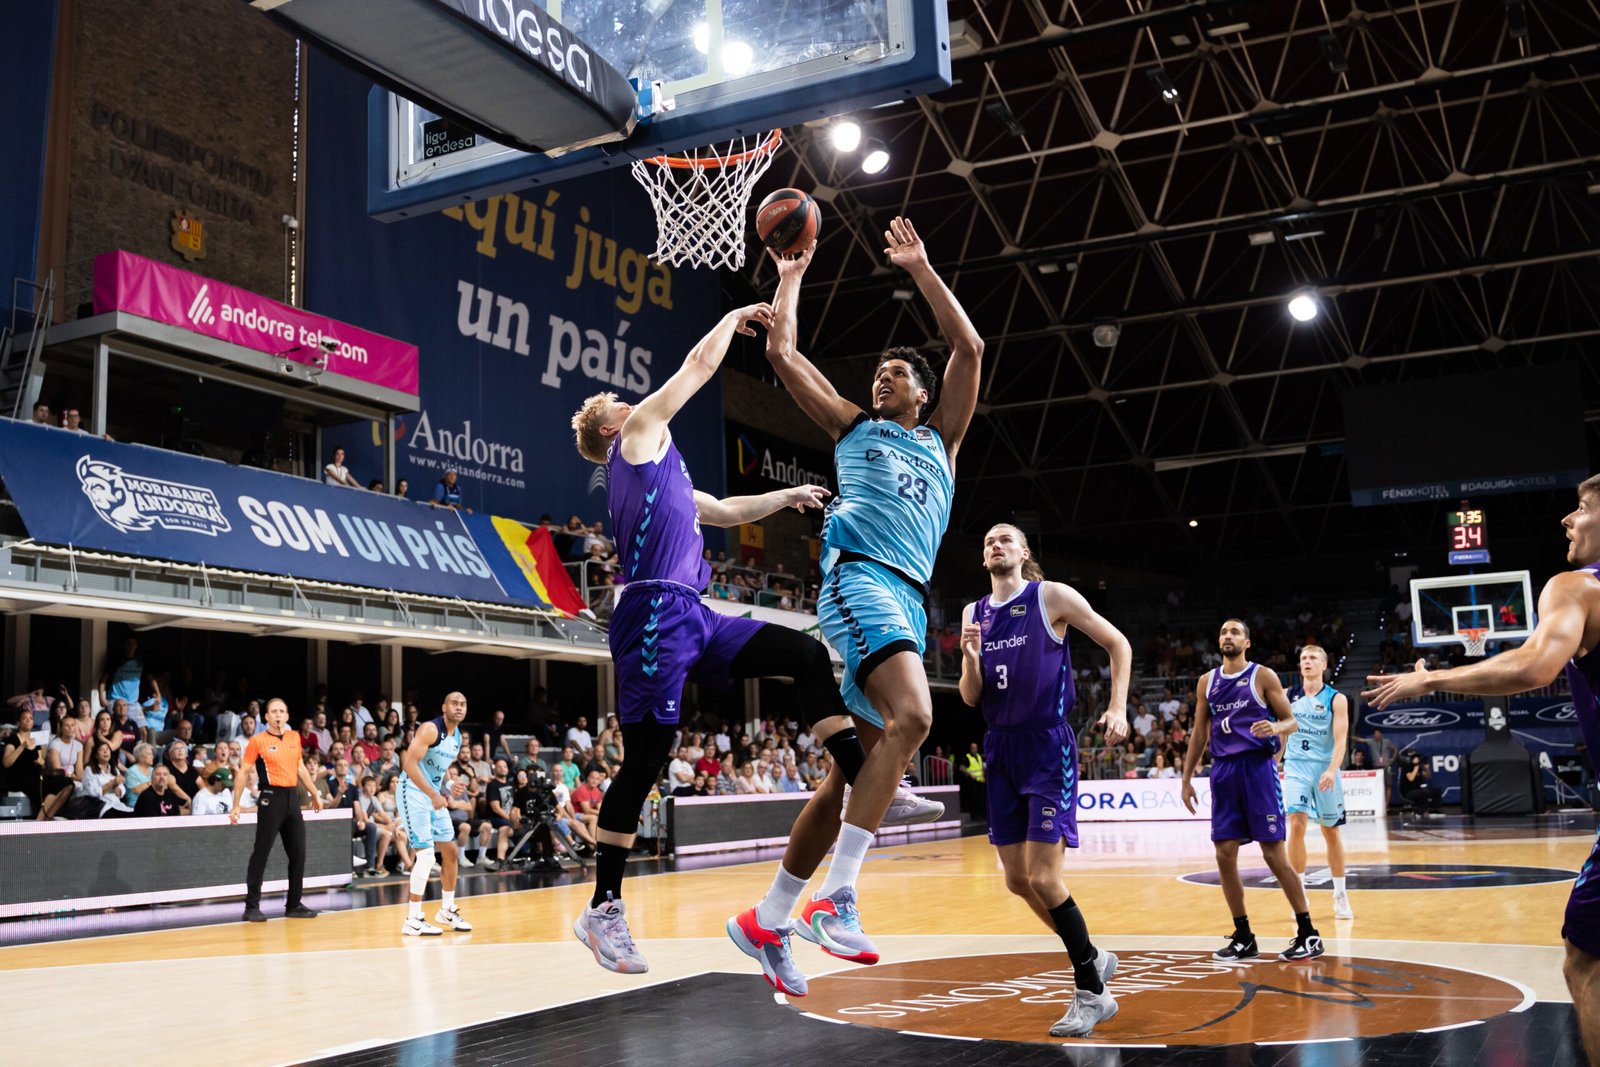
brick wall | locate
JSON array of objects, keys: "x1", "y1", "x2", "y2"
[{"x1": 54, "y1": 0, "x2": 297, "y2": 312}]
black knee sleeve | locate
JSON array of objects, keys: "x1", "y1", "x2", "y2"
[
  {"x1": 728, "y1": 624, "x2": 851, "y2": 728},
  {"x1": 598, "y1": 715, "x2": 674, "y2": 836}
]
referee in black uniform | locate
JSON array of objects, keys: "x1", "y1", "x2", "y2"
[{"x1": 232, "y1": 697, "x2": 323, "y2": 922}]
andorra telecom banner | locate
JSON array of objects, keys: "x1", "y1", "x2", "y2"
[
  {"x1": 303, "y1": 52, "x2": 723, "y2": 523},
  {"x1": 93, "y1": 251, "x2": 419, "y2": 395},
  {"x1": 0, "y1": 419, "x2": 579, "y2": 611}
]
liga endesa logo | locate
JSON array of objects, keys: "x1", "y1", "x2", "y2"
[
  {"x1": 76, "y1": 456, "x2": 230, "y2": 537},
  {"x1": 792, "y1": 950, "x2": 1529, "y2": 1046}
]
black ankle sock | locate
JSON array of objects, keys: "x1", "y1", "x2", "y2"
[
  {"x1": 590, "y1": 844, "x2": 629, "y2": 908},
  {"x1": 1295, "y1": 911, "x2": 1315, "y2": 937},
  {"x1": 1047, "y1": 897, "x2": 1103, "y2": 995},
  {"x1": 1233, "y1": 915, "x2": 1253, "y2": 939},
  {"x1": 823, "y1": 728, "x2": 868, "y2": 785}
]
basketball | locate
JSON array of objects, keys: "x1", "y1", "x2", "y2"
[{"x1": 754, "y1": 188, "x2": 822, "y2": 254}]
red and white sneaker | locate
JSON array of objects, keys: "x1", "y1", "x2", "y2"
[
  {"x1": 795, "y1": 887, "x2": 879, "y2": 965},
  {"x1": 727, "y1": 906, "x2": 808, "y2": 996}
]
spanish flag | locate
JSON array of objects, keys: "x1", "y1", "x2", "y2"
[{"x1": 462, "y1": 514, "x2": 587, "y2": 616}]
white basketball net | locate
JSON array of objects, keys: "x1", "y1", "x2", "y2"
[
  {"x1": 1460, "y1": 628, "x2": 1489, "y2": 657},
  {"x1": 629, "y1": 131, "x2": 781, "y2": 271}
]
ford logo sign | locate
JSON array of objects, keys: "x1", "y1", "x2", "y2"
[
  {"x1": 1365, "y1": 708, "x2": 1463, "y2": 729},
  {"x1": 1536, "y1": 702, "x2": 1578, "y2": 724}
]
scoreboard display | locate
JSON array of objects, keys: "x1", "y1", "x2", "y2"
[{"x1": 1447, "y1": 508, "x2": 1489, "y2": 565}]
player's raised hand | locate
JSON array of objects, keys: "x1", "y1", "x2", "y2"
[
  {"x1": 1180, "y1": 777, "x2": 1198, "y2": 814},
  {"x1": 781, "y1": 484, "x2": 831, "y2": 511},
  {"x1": 960, "y1": 622, "x2": 982, "y2": 661},
  {"x1": 767, "y1": 244, "x2": 815, "y2": 277},
  {"x1": 1098, "y1": 707, "x2": 1129, "y2": 745},
  {"x1": 1361, "y1": 658, "x2": 1430, "y2": 710},
  {"x1": 730, "y1": 303, "x2": 774, "y2": 336},
  {"x1": 883, "y1": 216, "x2": 929, "y2": 272}
]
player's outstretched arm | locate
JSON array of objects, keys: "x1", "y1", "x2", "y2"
[
  {"x1": 1253, "y1": 669, "x2": 1298, "y2": 737},
  {"x1": 1044, "y1": 581, "x2": 1130, "y2": 743},
  {"x1": 692, "y1": 485, "x2": 830, "y2": 528},
  {"x1": 1362, "y1": 571, "x2": 1590, "y2": 708},
  {"x1": 764, "y1": 247, "x2": 862, "y2": 439},
  {"x1": 884, "y1": 217, "x2": 983, "y2": 457},
  {"x1": 958, "y1": 603, "x2": 983, "y2": 707},
  {"x1": 622, "y1": 304, "x2": 773, "y2": 464}
]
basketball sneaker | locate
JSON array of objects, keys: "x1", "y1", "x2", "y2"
[
  {"x1": 727, "y1": 907, "x2": 808, "y2": 996},
  {"x1": 1093, "y1": 947, "x2": 1119, "y2": 985},
  {"x1": 458, "y1": 851, "x2": 475, "y2": 868},
  {"x1": 1049, "y1": 988, "x2": 1119, "y2": 1038},
  {"x1": 1332, "y1": 890, "x2": 1354, "y2": 920},
  {"x1": 1280, "y1": 932, "x2": 1325, "y2": 961},
  {"x1": 1214, "y1": 932, "x2": 1259, "y2": 961},
  {"x1": 795, "y1": 886, "x2": 879, "y2": 964},
  {"x1": 434, "y1": 904, "x2": 472, "y2": 932},
  {"x1": 574, "y1": 893, "x2": 648, "y2": 974},
  {"x1": 882, "y1": 782, "x2": 946, "y2": 826},
  {"x1": 403, "y1": 916, "x2": 442, "y2": 937}
]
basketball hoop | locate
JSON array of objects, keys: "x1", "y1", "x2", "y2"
[
  {"x1": 630, "y1": 130, "x2": 782, "y2": 270},
  {"x1": 1459, "y1": 627, "x2": 1489, "y2": 657}
]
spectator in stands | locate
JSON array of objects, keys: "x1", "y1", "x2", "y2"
[
  {"x1": 123, "y1": 741, "x2": 157, "y2": 806},
  {"x1": 298, "y1": 717, "x2": 321, "y2": 755},
  {"x1": 936, "y1": 625, "x2": 960, "y2": 673},
  {"x1": 31, "y1": 400, "x2": 51, "y2": 425},
  {"x1": 134, "y1": 764, "x2": 189, "y2": 816},
  {"x1": 518, "y1": 737, "x2": 547, "y2": 773},
  {"x1": 89, "y1": 711, "x2": 124, "y2": 768},
  {"x1": 38, "y1": 716, "x2": 84, "y2": 820},
  {"x1": 1132, "y1": 704, "x2": 1156, "y2": 740},
  {"x1": 306, "y1": 711, "x2": 331, "y2": 753},
  {"x1": 1399, "y1": 752, "x2": 1444, "y2": 813},
  {"x1": 101, "y1": 637, "x2": 144, "y2": 724},
  {"x1": 163, "y1": 741, "x2": 201, "y2": 800},
  {"x1": 483, "y1": 709, "x2": 507, "y2": 761},
  {"x1": 1147, "y1": 751, "x2": 1177, "y2": 779},
  {"x1": 598, "y1": 719, "x2": 624, "y2": 766},
  {"x1": 2, "y1": 707, "x2": 46, "y2": 816},
  {"x1": 375, "y1": 777, "x2": 412, "y2": 872},
  {"x1": 350, "y1": 775, "x2": 391, "y2": 875},
  {"x1": 141, "y1": 675, "x2": 169, "y2": 735},
  {"x1": 734, "y1": 761, "x2": 762, "y2": 794},
  {"x1": 1363, "y1": 728, "x2": 1398, "y2": 769},
  {"x1": 1350, "y1": 747, "x2": 1370, "y2": 770},
  {"x1": 238, "y1": 711, "x2": 258, "y2": 740},
  {"x1": 582, "y1": 520, "x2": 612, "y2": 557},
  {"x1": 70, "y1": 740, "x2": 127, "y2": 818},
  {"x1": 560, "y1": 515, "x2": 593, "y2": 559},
  {"x1": 374, "y1": 737, "x2": 400, "y2": 782},
  {"x1": 191, "y1": 771, "x2": 232, "y2": 816},
  {"x1": 356, "y1": 723, "x2": 381, "y2": 765},
  {"x1": 1158, "y1": 687, "x2": 1181, "y2": 724},
  {"x1": 694, "y1": 744, "x2": 721, "y2": 781},
  {"x1": 778, "y1": 756, "x2": 805, "y2": 793},
  {"x1": 565, "y1": 715, "x2": 594, "y2": 754},
  {"x1": 367, "y1": 479, "x2": 386, "y2": 492},
  {"x1": 323, "y1": 446, "x2": 362, "y2": 488},
  {"x1": 6, "y1": 682, "x2": 52, "y2": 720},
  {"x1": 553, "y1": 745, "x2": 580, "y2": 789},
  {"x1": 430, "y1": 469, "x2": 470, "y2": 512}
]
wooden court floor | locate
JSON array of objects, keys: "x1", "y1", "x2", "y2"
[{"x1": 0, "y1": 817, "x2": 1591, "y2": 1065}]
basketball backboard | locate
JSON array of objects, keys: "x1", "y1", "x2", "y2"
[
  {"x1": 1409, "y1": 570, "x2": 1536, "y2": 650},
  {"x1": 369, "y1": 0, "x2": 950, "y2": 219}
]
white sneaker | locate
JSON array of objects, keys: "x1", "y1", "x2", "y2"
[
  {"x1": 458, "y1": 852, "x2": 475, "y2": 868},
  {"x1": 1333, "y1": 890, "x2": 1354, "y2": 920},
  {"x1": 880, "y1": 784, "x2": 945, "y2": 826},
  {"x1": 574, "y1": 893, "x2": 649, "y2": 974},
  {"x1": 434, "y1": 905, "x2": 473, "y2": 931},
  {"x1": 1049, "y1": 988, "x2": 1119, "y2": 1037},
  {"x1": 403, "y1": 916, "x2": 442, "y2": 937}
]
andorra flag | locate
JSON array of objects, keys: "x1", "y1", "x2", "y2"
[{"x1": 463, "y1": 514, "x2": 587, "y2": 616}]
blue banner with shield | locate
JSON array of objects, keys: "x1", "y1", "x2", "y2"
[{"x1": 0, "y1": 419, "x2": 567, "y2": 608}]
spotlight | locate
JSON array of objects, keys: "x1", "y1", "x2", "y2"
[
  {"x1": 1091, "y1": 319, "x2": 1121, "y2": 348},
  {"x1": 1288, "y1": 290, "x2": 1320, "y2": 322},
  {"x1": 861, "y1": 139, "x2": 890, "y2": 175},
  {"x1": 1247, "y1": 230, "x2": 1275, "y2": 246},
  {"x1": 830, "y1": 119, "x2": 862, "y2": 153},
  {"x1": 891, "y1": 288, "x2": 914, "y2": 301},
  {"x1": 1147, "y1": 67, "x2": 1179, "y2": 103},
  {"x1": 723, "y1": 40, "x2": 753, "y2": 77},
  {"x1": 692, "y1": 21, "x2": 709, "y2": 54},
  {"x1": 1318, "y1": 32, "x2": 1349, "y2": 73},
  {"x1": 1188, "y1": 519, "x2": 1199, "y2": 528},
  {"x1": 1036, "y1": 262, "x2": 1060, "y2": 275}
]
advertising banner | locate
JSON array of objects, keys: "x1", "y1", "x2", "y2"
[
  {"x1": 0, "y1": 419, "x2": 583, "y2": 611},
  {"x1": 303, "y1": 53, "x2": 722, "y2": 522},
  {"x1": 1078, "y1": 771, "x2": 1389, "y2": 823},
  {"x1": 92, "y1": 251, "x2": 419, "y2": 395},
  {"x1": 1360, "y1": 697, "x2": 1578, "y2": 733},
  {"x1": 725, "y1": 420, "x2": 834, "y2": 496}
]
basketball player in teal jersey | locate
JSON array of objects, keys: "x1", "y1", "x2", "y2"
[
  {"x1": 398, "y1": 692, "x2": 472, "y2": 937},
  {"x1": 1363, "y1": 474, "x2": 1600, "y2": 1064},
  {"x1": 1282, "y1": 644, "x2": 1353, "y2": 920},
  {"x1": 735, "y1": 216, "x2": 982, "y2": 972}
]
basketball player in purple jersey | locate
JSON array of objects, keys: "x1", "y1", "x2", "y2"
[
  {"x1": 957, "y1": 524, "x2": 1132, "y2": 1038},
  {"x1": 1181, "y1": 619, "x2": 1323, "y2": 962},
  {"x1": 1364, "y1": 474, "x2": 1600, "y2": 1063},
  {"x1": 567, "y1": 304, "x2": 871, "y2": 981}
]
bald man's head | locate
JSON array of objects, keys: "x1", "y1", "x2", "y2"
[{"x1": 441, "y1": 691, "x2": 468, "y2": 725}]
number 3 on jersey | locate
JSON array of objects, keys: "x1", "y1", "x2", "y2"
[
  {"x1": 896, "y1": 473, "x2": 928, "y2": 505},
  {"x1": 994, "y1": 664, "x2": 1008, "y2": 690}
]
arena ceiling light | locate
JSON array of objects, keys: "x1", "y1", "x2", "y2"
[
  {"x1": 1092, "y1": 319, "x2": 1121, "y2": 347},
  {"x1": 861, "y1": 139, "x2": 891, "y2": 175},
  {"x1": 830, "y1": 118, "x2": 862, "y2": 152},
  {"x1": 1287, "y1": 290, "x2": 1320, "y2": 322},
  {"x1": 1147, "y1": 67, "x2": 1180, "y2": 103},
  {"x1": 723, "y1": 40, "x2": 754, "y2": 77}
]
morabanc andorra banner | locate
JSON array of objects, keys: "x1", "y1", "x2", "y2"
[{"x1": 0, "y1": 419, "x2": 580, "y2": 612}]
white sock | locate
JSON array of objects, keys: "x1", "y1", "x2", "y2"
[
  {"x1": 1332, "y1": 876, "x2": 1347, "y2": 894},
  {"x1": 442, "y1": 889, "x2": 455, "y2": 910},
  {"x1": 408, "y1": 899, "x2": 423, "y2": 920},
  {"x1": 818, "y1": 823, "x2": 874, "y2": 898},
  {"x1": 756, "y1": 866, "x2": 808, "y2": 928}
]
